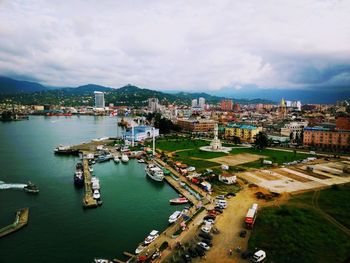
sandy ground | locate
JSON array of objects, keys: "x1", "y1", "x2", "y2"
[{"x1": 210, "y1": 153, "x2": 264, "y2": 166}]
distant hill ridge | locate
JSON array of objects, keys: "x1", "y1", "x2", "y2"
[{"x1": 0, "y1": 76, "x2": 273, "y2": 105}]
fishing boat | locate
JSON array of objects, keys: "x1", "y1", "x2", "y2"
[
  {"x1": 23, "y1": 181, "x2": 39, "y2": 194},
  {"x1": 113, "y1": 156, "x2": 120, "y2": 163},
  {"x1": 121, "y1": 154, "x2": 129, "y2": 163},
  {"x1": 169, "y1": 197, "x2": 188, "y2": 205},
  {"x1": 168, "y1": 211, "x2": 182, "y2": 224},
  {"x1": 74, "y1": 163, "x2": 84, "y2": 187},
  {"x1": 145, "y1": 164, "x2": 164, "y2": 182},
  {"x1": 105, "y1": 153, "x2": 113, "y2": 160},
  {"x1": 144, "y1": 230, "x2": 159, "y2": 245}
]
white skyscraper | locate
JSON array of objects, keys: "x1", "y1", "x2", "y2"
[
  {"x1": 94, "y1": 91, "x2": 105, "y2": 109},
  {"x1": 191, "y1": 99, "x2": 198, "y2": 108},
  {"x1": 198, "y1": 97, "x2": 205, "y2": 109}
]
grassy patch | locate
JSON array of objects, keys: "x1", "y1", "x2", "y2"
[
  {"x1": 212, "y1": 181, "x2": 241, "y2": 194},
  {"x1": 291, "y1": 184, "x2": 350, "y2": 229},
  {"x1": 249, "y1": 205, "x2": 350, "y2": 263},
  {"x1": 230, "y1": 148, "x2": 310, "y2": 165},
  {"x1": 176, "y1": 148, "x2": 227, "y2": 159},
  {"x1": 173, "y1": 156, "x2": 220, "y2": 171},
  {"x1": 152, "y1": 139, "x2": 209, "y2": 152}
]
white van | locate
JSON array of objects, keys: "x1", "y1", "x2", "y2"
[
  {"x1": 216, "y1": 199, "x2": 227, "y2": 208},
  {"x1": 251, "y1": 250, "x2": 266, "y2": 262}
]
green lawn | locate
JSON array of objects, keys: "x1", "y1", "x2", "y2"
[
  {"x1": 152, "y1": 139, "x2": 209, "y2": 152},
  {"x1": 249, "y1": 205, "x2": 350, "y2": 263},
  {"x1": 176, "y1": 148, "x2": 227, "y2": 159},
  {"x1": 172, "y1": 156, "x2": 220, "y2": 171},
  {"x1": 230, "y1": 148, "x2": 310, "y2": 165},
  {"x1": 291, "y1": 184, "x2": 350, "y2": 229}
]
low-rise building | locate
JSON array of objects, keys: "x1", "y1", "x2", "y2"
[
  {"x1": 122, "y1": 125, "x2": 159, "y2": 142},
  {"x1": 280, "y1": 121, "x2": 308, "y2": 137},
  {"x1": 176, "y1": 118, "x2": 216, "y2": 133},
  {"x1": 225, "y1": 123, "x2": 263, "y2": 143},
  {"x1": 218, "y1": 173, "x2": 237, "y2": 184},
  {"x1": 303, "y1": 127, "x2": 350, "y2": 151}
]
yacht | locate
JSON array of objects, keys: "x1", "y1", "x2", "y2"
[
  {"x1": 121, "y1": 154, "x2": 129, "y2": 163},
  {"x1": 135, "y1": 243, "x2": 146, "y2": 254},
  {"x1": 145, "y1": 164, "x2": 164, "y2": 182},
  {"x1": 93, "y1": 189, "x2": 101, "y2": 200},
  {"x1": 168, "y1": 211, "x2": 182, "y2": 224},
  {"x1": 144, "y1": 230, "x2": 159, "y2": 245},
  {"x1": 74, "y1": 163, "x2": 84, "y2": 187},
  {"x1": 114, "y1": 156, "x2": 120, "y2": 163},
  {"x1": 91, "y1": 177, "x2": 100, "y2": 190}
]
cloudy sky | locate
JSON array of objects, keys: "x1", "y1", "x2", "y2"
[{"x1": 0, "y1": 0, "x2": 349, "y2": 92}]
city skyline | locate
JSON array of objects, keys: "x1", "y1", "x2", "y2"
[{"x1": 0, "y1": 0, "x2": 349, "y2": 95}]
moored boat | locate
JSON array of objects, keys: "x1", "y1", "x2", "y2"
[
  {"x1": 96, "y1": 155, "x2": 108, "y2": 163},
  {"x1": 121, "y1": 154, "x2": 129, "y2": 163},
  {"x1": 113, "y1": 156, "x2": 120, "y2": 163},
  {"x1": 145, "y1": 164, "x2": 164, "y2": 182},
  {"x1": 74, "y1": 163, "x2": 84, "y2": 187},
  {"x1": 23, "y1": 181, "x2": 39, "y2": 194},
  {"x1": 135, "y1": 243, "x2": 146, "y2": 254},
  {"x1": 170, "y1": 197, "x2": 189, "y2": 205},
  {"x1": 91, "y1": 177, "x2": 100, "y2": 190},
  {"x1": 138, "y1": 159, "x2": 145, "y2": 163},
  {"x1": 168, "y1": 210, "x2": 182, "y2": 224},
  {"x1": 144, "y1": 230, "x2": 159, "y2": 245}
]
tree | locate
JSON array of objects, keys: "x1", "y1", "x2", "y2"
[{"x1": 254, "y1": 132, "x2": 269, "y2": 150}]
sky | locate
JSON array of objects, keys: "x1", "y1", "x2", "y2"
[{"x1": 0, "y1": 0, "x2": 349, "y2": 93}]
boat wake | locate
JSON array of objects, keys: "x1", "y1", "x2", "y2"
[{"x1": 0, "y1": 181, "x2": 27, "y2": 190}]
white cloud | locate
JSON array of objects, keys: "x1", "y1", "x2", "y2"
[{"x1": 0, "y1": 0, "x2": 349, "y2": 90}]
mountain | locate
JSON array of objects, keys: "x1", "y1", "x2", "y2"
[
  {"x1": 0, "y1": 76, "x2": 48, "y2": 94},
  {"x1": 60, "y1": 84, "x2": 114, "y2": 94}
]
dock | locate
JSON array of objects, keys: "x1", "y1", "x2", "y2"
[
  {"x1": 0, "y1": 208, "x2": 29, "y2": 238},
  {"x1": 82, "y1": 158, "x2": 97, "y2": 208}
]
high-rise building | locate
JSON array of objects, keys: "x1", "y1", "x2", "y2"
[
  {"x1": 221, "y1": 100, "x2": 233, "y2": 111},
  {"x1": 198, "y1": 97, "x2": 205, "y2": 109},
  {"x1": 191, "y1": 99, "x2": 198, "y2": 108},
  {"x1": 148, "y1": 98, "x2": 159, "y2": 112},
  {"x1": 94, "y1": 91, "x2": 105, "y2": 109}
]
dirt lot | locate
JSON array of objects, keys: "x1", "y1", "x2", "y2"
[{"x1": 210, "y1": 153, "x2": 264, "y2": 166}]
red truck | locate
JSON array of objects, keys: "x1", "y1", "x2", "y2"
[{"x1": 245, "y1": 203, "x2": 258, "y2": 229}]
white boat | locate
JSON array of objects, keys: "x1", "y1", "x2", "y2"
[
  {"x1": 89, "y1": 166, "x2": 93, "y2": 173},
  {"x1": 91, "y1": 177, "x2": 100, "y2": 190},
  {"x1": 145, "y1": 164, "x2": 164, "y2": 182},
  {"x1": 135, "y1": 243, "x2": 146, "y2": 254},
  {"x1": 168, "y1": 211, "x2": 182, "y2": 224},
  {"x1": 144, "y1": 230, "x2": 159, "y2": 245},
  {"x1": 105, "y1": 153, "x2": 113, "y2": 160},
  {"x1": 121, "y1": 154, "x2": 129, "y2": 163},
  {"x1": 114, "y1": 156, "x2": 120, "y2": 163},
  {"x1": 138, "y1": 159, "x2": 145, "y2": 163},
  {"x1": 93, "y1": 189, "x2": 101, "y2": 200},
  {"x1": 94, "y1": 259, "x2": 113, "y2": 263}
]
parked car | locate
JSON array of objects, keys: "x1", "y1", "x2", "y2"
[
  {"x1": 251, "y1": 250, "x2": 266, "y2": 262},
  {"x1": 203, "y1": 218, "x2": 215, "y2": 225},
  {"x1": 204, "y1": 214, "x2": 216, "y2": 220},
  {"x1": 201, "y1": 238, "x2": 212, "y2": 246},
  {"x1": 214, "y1": 207, "x2": 224, "y2": 213},
  {"x1": 239, "y1": 230, "x2": 247, "y2": 238},
  {"x1": 195, "y1": 246, "x2": 206, "y2": 257},
  {"x1": 201, "y1": 224, "x2": 211, "y2": 233},
  {"x1": 225, "y1": 192, "x2": 236, "y2": 198},
  {"x1": 198, "y1": 232, "x2": 213, "y2": 240},
  {"x1": 215, "y1": 195, "x2": 225, "y2": 200},
  {"x1": 188, "y1": 248, "x2": 198, "y2": 258},
  {"x1": 197, "y1": 242, "x2": 210, "y2": 251},
  {"x1": 181, "y1": 254, "x2": 192, "y2": 262}
]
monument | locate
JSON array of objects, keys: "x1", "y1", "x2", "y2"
[{"x1": 200, "y1": 123, "x2": 232, "y2": 153}]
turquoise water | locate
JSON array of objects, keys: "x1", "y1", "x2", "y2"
[{"x1": 0, "y1": 116, "x2": 183, "y2": 262}]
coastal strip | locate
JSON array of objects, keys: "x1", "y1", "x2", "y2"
[{"x1": 0, "y1": 208, "x2": 29, "y2": 238}]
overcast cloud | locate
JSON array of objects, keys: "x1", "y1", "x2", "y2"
[{"x1": 0, "y1": 0, "x2": 349, "y2": 91}]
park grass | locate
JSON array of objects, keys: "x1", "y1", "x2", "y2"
[
  {"x1": 172, "y1": 156, "x2": 220, "y2": 171},
  {"x1": 248, "y1": 205, "x2": 350, "y2": 263},
  {"x1": 176, "y1": 148, "x2": 227, "y2": 159},
  {"x1": 151, "y1": 138, "x2": 209, "y2": 152},
  {"x1": 230, "y1": 148, "x2": 310, "y2": 165},
  {"x1": 291, "y1": 184, "x2": 350, "y2": 229}
]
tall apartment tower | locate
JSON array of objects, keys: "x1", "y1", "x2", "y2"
[
  {"x1": 198, "y1": 97, "x2": 205, "y2": 109},
  {"x1": 94, "y1": 91, "x2": 105, "y2": 109},
  {"x1": 148, "y1": 98, "x2": 159, "y2": 112}
]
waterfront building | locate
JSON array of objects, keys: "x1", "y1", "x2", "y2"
[
  {"x1": 122, "y1": 125, "x2": 159, "y2": 142},
  {"x1": 148, "y1": 98, "x2": 159, "y2": 112},
  {"x1": 94, "y1": 91, "x2": 105, "y2": 109},
  {"x1": 176, "y1": 118, "x2": 215, "y2": 133},
  {"x1": 225, "y1": 123, "x2": 263, "y2": 143},
  {"x1": 221, "y1": 100, "x2": 233, "y2": 111}
]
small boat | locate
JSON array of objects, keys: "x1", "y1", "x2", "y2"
[
  {"x1": 105, "y1": 153, "x2": 113, "y2": 160},
  {"x1": 170, "y1": 197, "x2": 189, "y2": 205},
  {"x1": 93, "y1": 189, "x2": 101, "y2": 200},
  {"x1": 144, "y1": 230, "x2": 159, "y2": 245},
  {"x1": 91, "y1": 177, "x2": 100, "y2": 190},
  {"x1": 135, "y1": 243, "x2": 146, "y2": 254},
  {"x1": 74, "y1": 163, "x2": 84, "y2": 187},
  {"x1": 23, "y1": 181, "x2": 39, "y2": 194},
  {"x1": 96, "y1": 155, "x2": 108, "y2": 163},
  {"x1": 138, "y1": 159, "x2": 145, "y2": 163},
  {"x1": 168, "y1": 211, "x2": 182, "y2": 224},
  {"x1": 121, "y1": 154, "x2": 129, "y2": 163},
  {"x1": 94, "y1": 259, "x2": 113, "y2": 263},
  {"x1": 114, "y1": 156, "x2": 120, "y2": 163},
  {"x1": 89, "y1": 166, "x2": 93, "y2": 173},
  {"x1": 145, "y1": 164, "x2": 164, "y2": 182}
]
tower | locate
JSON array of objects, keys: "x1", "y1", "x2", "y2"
[{"x1": 279, "y1": 98, "x2": 286, "y2": 119}]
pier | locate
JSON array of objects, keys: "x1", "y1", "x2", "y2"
[
  {"x1": 82, "y1": 157, "x2": 97, "y2": 208},
  {"x1": 0, "y1": 208, "x2": 29, "y2": 238}
]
